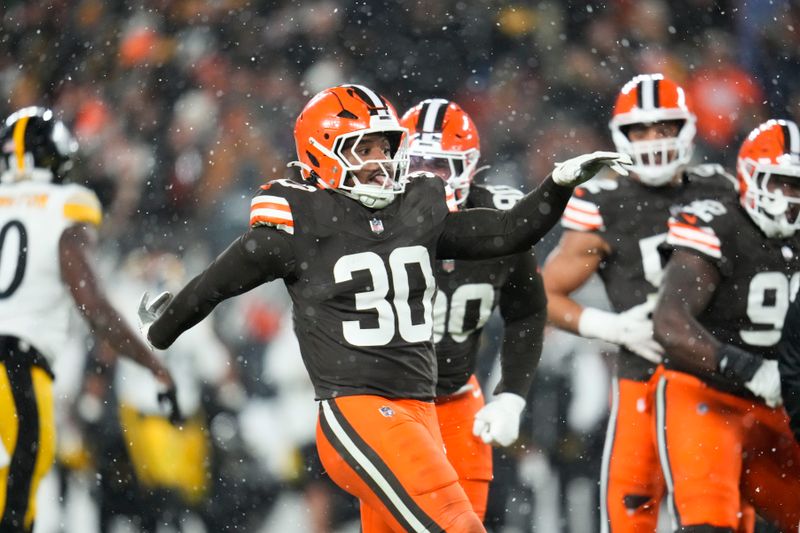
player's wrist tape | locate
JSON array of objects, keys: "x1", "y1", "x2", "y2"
[
  {"x1": 716, "y1": 343, "x2": 763, "y2": 386},
  {"x1": 577, "y1": 307, "x2": 616, "y2": 341}
]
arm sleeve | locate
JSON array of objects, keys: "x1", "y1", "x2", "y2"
[
  {"x1": 148, "y1": 227, "x2": 296, "y2": 349},
  {"x1": 493, "y1": 252, "x2": 547, "y2": 397},
  {"x1": 779, "y1": 297, "x2": 800, "y2": 442},
  {"x1": 437, "y1": 176, "x2": 573, "y2": 259}
]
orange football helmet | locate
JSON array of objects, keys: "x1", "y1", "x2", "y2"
[
  {"x1": 609, "y1": 74, "x2": 696, "y2": 186},
  {"x1": 401, "y1": 99, "x2": 480, "y2": 206},
  {"x1": 291, "y1": 84, "x2": 409, "y2": 209},
  {"x1": 737, "y1": 119, "x2": 800, "y2": 237}
]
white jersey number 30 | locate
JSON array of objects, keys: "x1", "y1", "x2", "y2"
[{"x1": 333, "y1": 246, "x2": 436, "y2": 346}]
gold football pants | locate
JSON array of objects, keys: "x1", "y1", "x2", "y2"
[{"x1": 0, "y1": 362, "x2": 56, "y2": 532}]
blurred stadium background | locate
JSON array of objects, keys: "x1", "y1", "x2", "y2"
[{"x1": 2, "y1": 1, "x2": 798, "y2": 532}]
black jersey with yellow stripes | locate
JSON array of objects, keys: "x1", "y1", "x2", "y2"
[
  {"x1": 250, "y1": 176, "x2": 453, "y2": 400},
  {"x1": 560, "y1": 165, "x2": 737, "y2": 380},
  {"x1": 433, "y1": 184, "x2": 538, "y2": 395},
  {"x1": 661, "y1": 198, "x2": 800, "y2": 388}
]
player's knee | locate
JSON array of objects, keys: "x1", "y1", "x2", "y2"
[
  {"x1": 447, "y1": 510, "x2": 486, "y2": 533},
  {"x1": 680, "y1": 525, "x2": 734, "y2": 533}
]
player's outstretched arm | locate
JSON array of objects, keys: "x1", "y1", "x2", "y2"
[
  {"x1": 438, "y1": 152, "x2": 631, "y2": 260},
  {"x1": 145, "y1": 227, "x2": 295, "y2": 350},
  {"x1": 59, "y1": 224, "x2": 174, "y2": 390},
  {"x1": 653, "y1": 250, "x2": 782, "y2": 406},
  {"x1": 473, "y1": 253, "x2": 546, "y2": 448},
  {"x1": 778, "y1": 298, "x2": 800, "y2": 441}
]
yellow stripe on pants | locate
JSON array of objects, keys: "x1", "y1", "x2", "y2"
[{"x1": 0, "y1": 363, "x2": 55, "y2": 531}]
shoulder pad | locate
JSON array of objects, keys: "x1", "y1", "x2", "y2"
[
  {"x1": 62, "y1": 184, "x2": 102, "y2": 227},
  {"x1": 478, "y1": 184, "x2": 524, "y2": 210},
  {"x1": 666, "y1": 199, "x2": 727, "y2": 259},
  {"x1": 249, "y1": 179, "x2": 315, "y2": 234},
  {"x1": 561, "y1": 194, "x2": 604, "y2": 232},
  {"x1": 686, "y1": 164, "x2": 738, "y2": 191}
]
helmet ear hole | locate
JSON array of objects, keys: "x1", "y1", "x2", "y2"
[{"x1": 306, "y1": 151, "x2": 320, "y2": 168}]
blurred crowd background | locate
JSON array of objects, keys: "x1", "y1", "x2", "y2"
[{"x1": 1, "y1": 1, "x2": 799, "y2": 532}]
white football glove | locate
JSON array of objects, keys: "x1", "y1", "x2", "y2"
[
  {"x1": 745, "y1": 360, "x2": 783, "y2": 408},
  {"x1": 137, "y1": 291, "x2": 173, "y2": 348},
  {"x1": 552, "y1": 151, "x2": 632, "y2": 187},
  {"x1": 472, "y1": 392, "x2": 526, "y2": 447},
  {"x1": 578, "y1": 301, "x2": 664, "y2": 363}
]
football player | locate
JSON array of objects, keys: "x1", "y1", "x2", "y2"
[
  {"x1": 653, "y1": 118, "x2": 800, "y2": 531},
  {"x1": 541, "y1": 74, "x2": 739, "y2": 532},
  {"x1": 138, "y1": 84, "x2": 630, "y2": 533},
  {"x1": 779, "y1": 293, "x2": 800, "y2": 444},
  {"x1": 0, "y1": 107, "x2": 175, "y2": 532},
  {"x1": 400, "y1": 99, "x2": 546, "y2": 520}
]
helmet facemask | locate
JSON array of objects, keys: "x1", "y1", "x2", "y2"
[
  {"x1": 610, "y1": 114, "x2": 695, "y2": 186},
  {"x1": 739, "y1": 155, "x2": 800, "y2": 238},
  {"x1": 408, "y1": 146, "x2": 479, "y2": 206},
  {"x1": 309, "y1": 128, "x2": 409, "y2": 210}
]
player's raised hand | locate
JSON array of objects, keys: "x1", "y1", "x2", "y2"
[
  {"x1": 552, "y1": 151, "x2": 632, "y2": 187},
  {"x1": 137, "y1": 291, "x2": 173, "y2": 346}
]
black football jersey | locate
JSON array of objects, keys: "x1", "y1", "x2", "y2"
[
  {"x1": 251, "y1": 176, "x2": 452, "y2": 400},
  {"x1": 433, "y1": 184, "x2": 540, "y2": 396},
  {"x1": 560, "y1": 165, "x2": 737, "y2": 380},
  {"x1": 661, "y1": 197, "x2": 800, "y2": 394}
]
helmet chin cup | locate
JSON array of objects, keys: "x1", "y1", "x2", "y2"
[{"x1": 763, "y1": 192, "x2": 789, "y2": 216}]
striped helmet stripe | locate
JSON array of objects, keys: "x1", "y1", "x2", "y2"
[
  {"x1": 420, "y1": 99, "x2": 448, "y2": 133},
  {"x1": 640, "y1": 77, "x2": 656, "y2": 110},
  {"x1": 12, "y1": 115, "x2": 30, "y2": 171},
  {"x1": 781, "y1": 120, "x2": 800, "y2": 155}
]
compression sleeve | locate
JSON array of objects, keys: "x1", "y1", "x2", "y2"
[
  {"x1": 148, "y1": 227, "x2": 296, "y2": 349},
  {"x1": 437, "y1": 176, "x2": 573, "y2": 259},
  {"x1": 494, "y1": 252, "x2": 547, "y2": 397}
]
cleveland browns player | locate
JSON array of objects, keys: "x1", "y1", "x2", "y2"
[
  {"x1": 653, "y1": 118, "x2": 800, "y2": 531},
  {"x1": 542, "y1": 74, "x2": 740, "y2": 532},
  {"x1": 138, "y1": 84, "x2": 631, "y2": 532},
  {"x1": 0, "y1": 107, "x2": 175, "y2": 532},
  {"x1": 400, "y1": 99, "x2": 546, "y2": 520},
  {"x1": 779, "y1": 291, "x2": 800, "y2": 444}
]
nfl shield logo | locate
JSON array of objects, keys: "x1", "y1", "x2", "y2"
[
  {"x1": 442, "y1": 260, "x2": 455, "y2": 273},
  {"x1": 379, "y1": 406, "x2": 394, "y2": 417},
  {"x1": 370, "y1": 218, "x2": 384, "y2": 234}
]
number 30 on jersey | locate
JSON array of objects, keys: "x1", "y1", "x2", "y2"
[{"x1": 333, "y1": 246, "x2": 436, "y2": 347}]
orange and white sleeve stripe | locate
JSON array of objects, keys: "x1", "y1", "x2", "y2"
[
  {"x1": 666, "y1": 217, "x2": 721, "y2": 258},
  {"x1": 444, "y1": 184, "x2": 458, "y2": 212},
  {"x1": 250, "y1": 194, "x2": 294, "y2": 234},
  {"x1": 561, "y1": 196, "x2": 604, "y2": 232}
]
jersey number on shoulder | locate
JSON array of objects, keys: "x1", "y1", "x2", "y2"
[
  {"x1": 638, "y1": 233, "x2": 667, "y2": 288},
  {"x1": 333, "y1": 246, "x2": 435, "y2": 346},
  {"x1": 0, "y1": 220, "x2": 27, "y2": 299},
  {"x1": 483, "y1": 185, "x2": 523, "y2": 210},
  {"x1": 741, "y1": 271, "x2": 800, "y2": 346},
  {"x1": 432, "y1": 284, "x2": 495, "y2": 343}
]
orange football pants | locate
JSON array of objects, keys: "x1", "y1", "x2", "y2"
[
  {"x1": 655, "y1": 370, "x2": 800, "y2": 531},
  {"x1": 316, "y1": 395, "x2": 485, "y2": 533},
  {"x1": 599, "y1": 375, "x2": 665, "y2": 533},
  {"x1": 435, "y1": 375, "x2": 492, "y2": 521}
]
